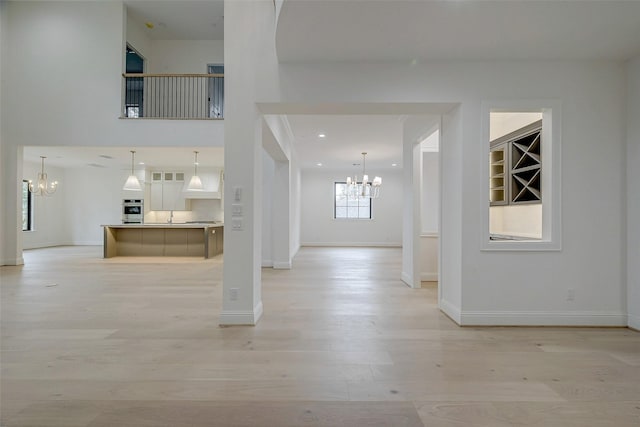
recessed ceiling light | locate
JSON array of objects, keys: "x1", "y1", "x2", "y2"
[
  {"x1": 316, "y1": 163, "x2": 322, "y2": 167},
  {"x1": 318, "y1": 133, "x2": 326, "y2": 138},
  {"x1": 139, "y1": 162, "x2": 145, "y2": 165},
  {"x1": 392, "y1": 163, "x2": 397, "y2": 167}
]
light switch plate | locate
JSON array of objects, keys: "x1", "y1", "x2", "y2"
[{"x1": 232, "y1": 218, "x2": 243, "y2": 231}]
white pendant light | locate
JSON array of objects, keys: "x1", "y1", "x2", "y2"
[
  {"x1": 187, "y1": 151, "x2": 204, "y2": 191},
  {"x1": 123, "y1": 150, "x2": 142, "y2": 191},
  {"x1": 29, "y1": 156, "x2": 58, "y2": 196},
  {"x1": 345, "y1": 152, "x2": 382, "y2": 199}
]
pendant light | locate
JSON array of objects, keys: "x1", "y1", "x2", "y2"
[
  {"x1": 123, "y1": 150, "x2": 142, "y2": 191},
  {"x1": 345, "y1": 152, "x2": 382, "y2": 199},
  {"x1": 187, "y1": 151, "x2": 204, "y2": 191},
  {"x1": 29, "y1": 156, "x2": 58, "y2": 196}
]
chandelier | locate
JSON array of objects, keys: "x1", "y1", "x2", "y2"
[
  {"x1": 29, "y1": 156, "x2": 58, "y2": 196},
  {"x1": 345, "y1": 152, "x2": 382, "y2": 199}
]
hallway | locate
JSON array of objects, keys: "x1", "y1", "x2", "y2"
[{"x1": 1, "y1": 246, "x2": 639, "y2": 426}]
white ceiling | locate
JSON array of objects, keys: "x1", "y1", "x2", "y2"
[
  {"x1": 23, "y1": 147, "x2": 224, "y2": 170},
  {"x1": 276, "y1": 0, "x2": 640, "y2": 62},
  {"x1": 125, "y1": 0, "x2": 224, "y2": 40},
  {"x1": 285, "y1": 115, "x2": 406, "y2": 170}
]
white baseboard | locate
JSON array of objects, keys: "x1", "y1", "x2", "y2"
[
  {"x1": 273, "y1": 261, "x2": 291, "y2": 269},
  {"x1": 301, "y1": 242, "x2": 402, "y2": 247},
  {"x1": 628, "y1": 313, "x2": 640, "y2": 330},
  {"x1": 459, "y1": 310, "x2": 628, "y2": 327},
  {"x1": 401, "y1": 272, "x2": 419, "y2": 288},
  {"x1": 420, "y1": 272, "x2": 438, "y2": 281},
  {"x1": 262, "y1": 259, "x2": 273, "y2": 268},
  {"x1": 439, "y1": 298, "x2": 462, "y2": 325},
  {"x1": 219, "y1": 302, "x2": 263, "y2": 326},
  {"x1": 0, "y1": 256, "x2": 24, "y2": 266}
]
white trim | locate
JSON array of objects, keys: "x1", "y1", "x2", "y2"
[
  {"x1": 71, "y1": 240, "x2": 102, "y2": 246},
  {"x1": 401, "y1": 271, "x2": 421, "y2": 288},
  {"x1": 628, "y1": 313, "x2": 640, "y2": 330},
  {"x1": 480, "y1": 100, "x2": 562, "y2": 252},
  {"x1": 261, "y1": 259, "x2": 273, "y2": 268},
  {"x1": 1, "y1": 256, "x2": 24, "y2": 266},
  {"x1": 439, "y1": 298, "x2": 461, "y2": 325},
  {"x1": 273, "y1": 261, "x2": 291, "y2": 269},
  {"x1": 460, "y1": 310, "x2": 627, "y2": 327},
  {"x1": 219, "y1": 302, "x2": 263, "y2": 326},
  {"x1": 420, "y1": 272, "x2": 438, "y2": 281},
  {"x1": 301, "y1": 242, "x2": 402, "y2": 247},
  {"x1": 420, "y1": 232, "x2": 438, "y2": 238}
]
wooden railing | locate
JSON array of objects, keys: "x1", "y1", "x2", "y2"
[{"x1": 122, "y1": 73, "x2": 224, "y2": 119}]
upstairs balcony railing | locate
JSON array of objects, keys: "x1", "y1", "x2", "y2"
[{"x1": 122, "y1": 73, "x2": 224, "y2": 120}]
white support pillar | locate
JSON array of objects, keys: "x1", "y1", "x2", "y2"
[
  {"x1": 0, "y1": 143, "x2": 24, "y2": 266},
  {"x1": 272, "y1": 160, "x2": 291, "y2": 269},
  {"x1": 219, "y1": 0, "x2": 265, "y2": 325}
]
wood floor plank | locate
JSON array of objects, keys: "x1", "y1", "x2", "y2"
[{"x1": 1, "y1": 246, "x2": 639, "y2": 426}]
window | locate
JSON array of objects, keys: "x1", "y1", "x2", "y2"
[
  {"x1": 208, "y1": 64, "x2": 224, "y2": 118},
  {"x1": 481, "y1": 100, "x2": 562, "y2": 251},
  {"x1": 22, "y1": 180, "x2": 33, "y2": 231},
  {"x1": 334, "y1": 182, "x2": 372, "y2": 219}
]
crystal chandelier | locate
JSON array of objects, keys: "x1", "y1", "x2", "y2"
[
  {"x1": 29, "y1": 156, "x2": 58, "y2": 196},
  {"x1": 345, "y1": 152, "x2": 382, "y2": 199}
]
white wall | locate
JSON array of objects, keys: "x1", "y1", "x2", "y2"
[
  {"x1": 22, "y1": 162, "x2": 69, "y2": 249},
  {"x1": 0, "y1": 0, "x2": 7, "y2": 263},
  {"x1": 421, "y1": 151, "x2": 439, "y2": 234},
  {"x1": 300, "y1": 168, "x2": 403, "y2": 246},
  {"x1": 1, "y1": 1, "x2": 224, "y2": 263},
  {"x1": 267, "y1": 60, "x2": 628, "y2": 325},
  {"x1": 627, "y1": 56, "x2": 640, "y2": 330},
  {"x1": 149, "y1": 40, "x2": 224, "y2": 73},
  {"x1": 63, "y1": 167, "x2": 125, "y2": 246},
  {"x1": 421, "y1": 149, "x2": 439, "y2": 282},
  {"x1": 4, "y1": 1, "x2": 223, "y2": 148},
  {"x1": 262, "y1": 149, "x2": 274, "y2": 266}
]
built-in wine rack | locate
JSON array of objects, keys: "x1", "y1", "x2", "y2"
[{"x1": 490, "y1": 120, "x2": 542, "y2": 206}]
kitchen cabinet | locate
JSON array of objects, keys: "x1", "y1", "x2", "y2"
[
  {"x1": 490, "y1": 120, "x2": 542, "y2": 206},
  {"x1": 150, "y1": 171, "x2": 190, "y2": 211}
]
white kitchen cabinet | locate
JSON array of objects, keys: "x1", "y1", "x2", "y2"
[{"x1": 150, "y1": 171, "x2": 190, "y2": 211}]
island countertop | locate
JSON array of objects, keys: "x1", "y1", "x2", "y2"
[{"x1": 102, "y1": 224, "x2": 223, "y2": 258}]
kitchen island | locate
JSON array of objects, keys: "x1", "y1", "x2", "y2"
[{"x1": 102, "y1": 223, "x2": 223, "y2": 259}]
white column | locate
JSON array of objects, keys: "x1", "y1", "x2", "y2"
[
  {"x1": 0, "y1": 143, "x2": 24, "y2": 266},
  {"x1": 272, "y1": 159, "x2": 291, "y2": 269},
  {"x1": 219, "y1": 0, "x2": 264, "y2": 325}
]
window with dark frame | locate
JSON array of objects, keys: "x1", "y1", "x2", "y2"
[
  {"x1": 22, "y1": 180, "x2": 33, "y2": 231},
  {"x1": 334, "y1": 182, "x2": 372, "y2": 219}
]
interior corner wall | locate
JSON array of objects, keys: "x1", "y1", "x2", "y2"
[
  {"x1": 262, "y1": 149, "x2": 275, "y2": 267},
  {"x1": 439, "y1": 107, "x2": 463, "y2": 321},
  {"x1": 627, "y1": 56, "x2": 640, "y2": 330},
  {"x1": 125, "y1": 9, "x2": 152, "y2": 58},
  {"x1": 0, "y1": 0, "x2": 7, "y2": 264},
  {"x1": 290, "y1": 153, "x2": 302, "y2": 256},
  {"x1": 22, "y1": 162, "x2": 68, "y2": 249},
  {"x1": 300, "y1": 168, "x2": 403, "y2": 247}
]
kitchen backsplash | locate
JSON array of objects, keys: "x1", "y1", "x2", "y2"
[{"x1": 145, "y1": 199, "x2": 223, "y2": 223}]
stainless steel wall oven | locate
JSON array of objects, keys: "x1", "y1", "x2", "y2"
[{"x1": 122, "y1": 199, "x2": 143, "y2": 224}]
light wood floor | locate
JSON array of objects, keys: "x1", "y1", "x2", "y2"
[{"x1": 1, "y1": 246, "x2": 639, "y2": 426}]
